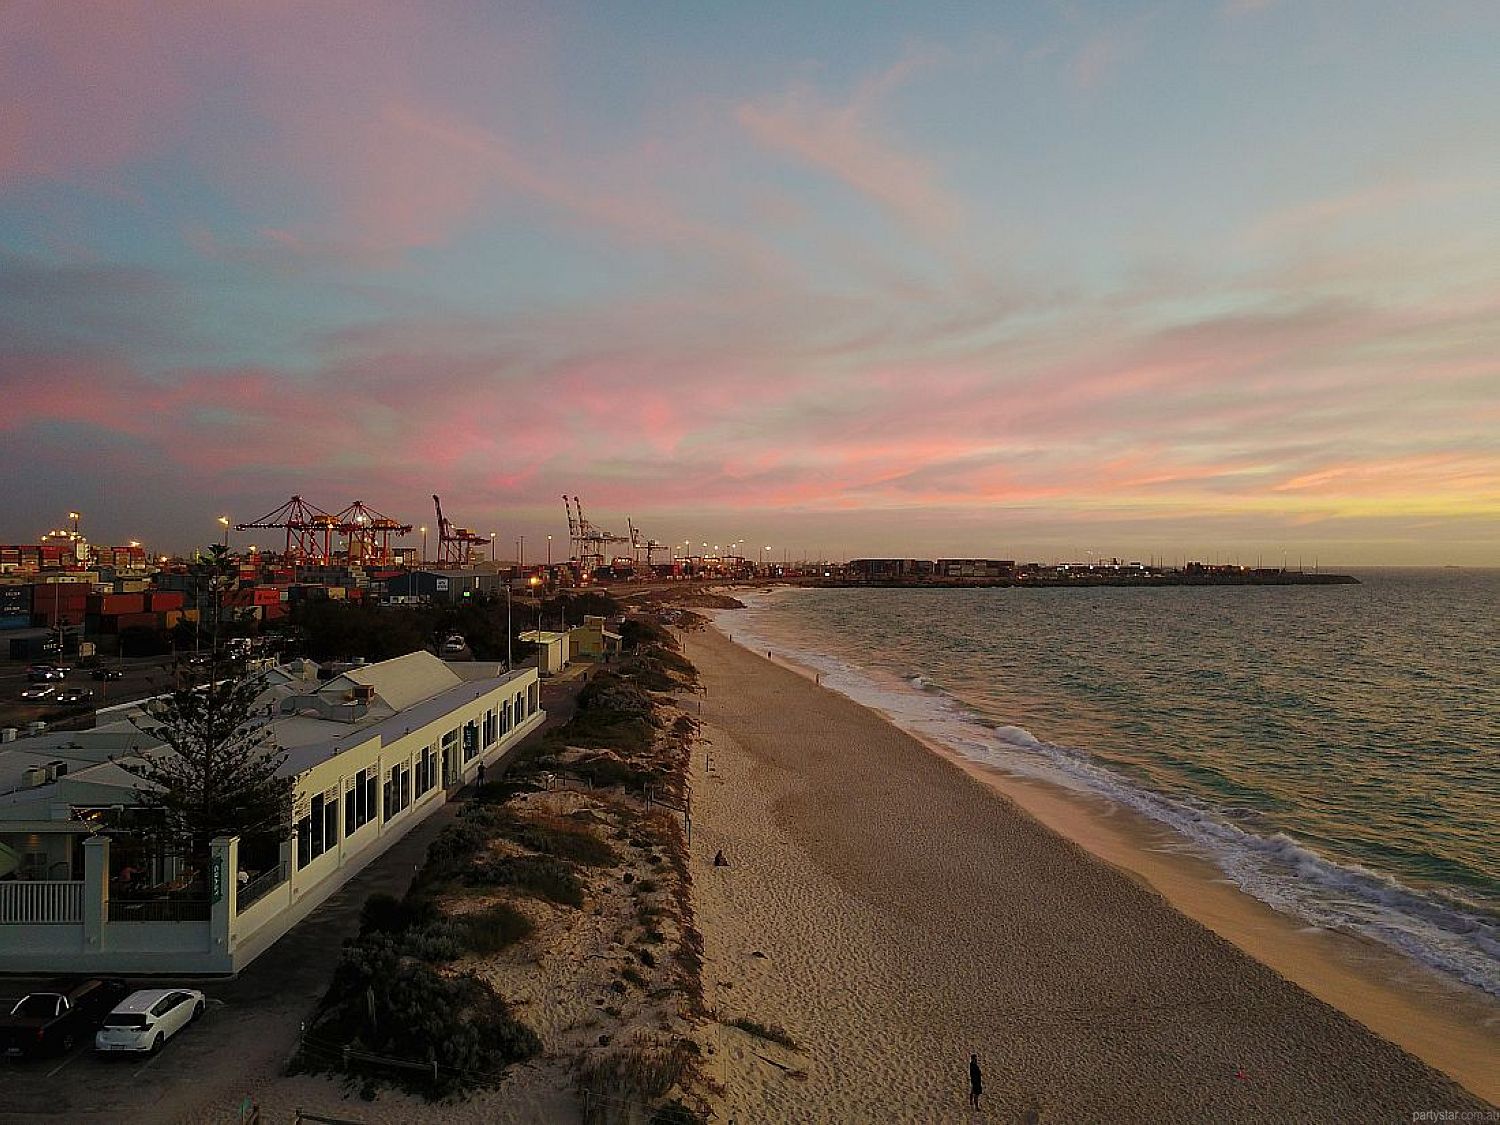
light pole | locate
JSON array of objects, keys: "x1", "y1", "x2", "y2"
[
  {"x1": 420, "y1": 526, "x2": 427, "y2": 565},
  {"x1": 546, "y1": 535, "x2": 552, "y2": 566},
  {"x1": 218, "y1": 515, "x2": 230, "y2": 549},
  {"x1": 490, "y1": 532, "x2": 496, "y2": 562},
  {"x1": 504, "y1": 583, "x2": 512, "y2": 670},
  {"x1": 518, "y1": 535, "x2": 525, "y2": 572}
]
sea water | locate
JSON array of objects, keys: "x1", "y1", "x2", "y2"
[{"x1": 718, "y1": 569, "x2": 1499, "y2": 998}]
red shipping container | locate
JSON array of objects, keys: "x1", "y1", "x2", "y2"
[
  {"x1": 252, "y1": 587, "x2": 281, "y2": 606},
  {"x1": 94, "y1": 594, "x2": 146, "y2": 615},
  {"x1": 145, "y1": 591, "x2": 186, "y2": 611}
]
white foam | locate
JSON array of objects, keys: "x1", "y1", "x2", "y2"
[{"x1": 712, "y1": 599, "x2": 1500, "y2": 999}]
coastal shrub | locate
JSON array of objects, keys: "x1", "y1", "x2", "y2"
[
  {"x1": 402, "y1": 919, "x2": 464, "y2": 962},
  {"x1": 473, "y1": 854, "x2": 585, "y2": 907},
  {"x1": 576, "y1": 1037, "x2": 702, "y2": 1125},
  {"x1": 578, "y1": 674, "x2": 655, "y2": 719},
  {"x1": 303, "y1": 937, "x2": 539, "y2": 1099},
  {"x1": 423, "y1": 819, "x2": 486, "y2": 883},
  {"x1": 359, "y1": 892, "x2": 410, "y2": 936},
  {"x1": 650, "y1": 1099, "x2": 707, "y2": 1125},
  {"x1": 620, "y1": 618, "x2": 676, "y2": 652},
  {"x1": 463, "y1": 902, "x2": 535, "y2": 953},
  {"x1": 725, "y1": 1017, "x2": 798, "y2": 1051},
  {"x1": 511, "y1": 820, "x2": 617, "y2": 867},
  {"x1": 621, "y1": 966, "x2": 647, "y2": 988}
]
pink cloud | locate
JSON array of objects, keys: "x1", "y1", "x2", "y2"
[{"x1": 737, "y1": 52, "x2": 962, "y2": 234}]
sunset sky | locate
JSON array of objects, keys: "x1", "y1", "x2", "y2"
[{"x1": 3, "y1": 1, "x2": 1497, "y2": 565}]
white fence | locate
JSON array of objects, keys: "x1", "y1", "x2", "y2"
[{"x1": 0, "y1": 880, "x2": 83, "y2": 923}]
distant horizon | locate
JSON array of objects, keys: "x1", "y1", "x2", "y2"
[{"x1": 2, "y1": 5, "x2": 1496, "y2": 569}]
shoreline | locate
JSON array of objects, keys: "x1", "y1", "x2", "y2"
[
  {"x1": 734, "y1": 626, "x2": 1500, "y2": 1105},
  {"x1": 687, "y1": 627, "x2": 1488, "y2": 1122}
]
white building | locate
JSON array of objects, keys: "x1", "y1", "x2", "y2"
[
  {"x1": 517, "y1": 629, "x2": 570, "y2": 676},
  {"x1": 0, "y1": 651, "x2": 544, "y2": 974}
]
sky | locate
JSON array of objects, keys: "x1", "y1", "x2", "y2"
[{"x1": 1, "y1": 1, "x2": 1497, "y2": 566}]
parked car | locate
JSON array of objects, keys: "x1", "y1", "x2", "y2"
[
  {"x1": 91, "y1": 667, "x2": 125, "y2": 681},
  {"x1": 94, "y1": 989, "x2": 205, "y2": 1056},
  {"x1": 0, "y1": 978, "x2": 129, "y2": 1057},
  {"x1": 441, "y1": 634, "x2": 466, "y2": 656},
  {"x1": 26, "y1": 665, "x2": 65, "y2": 682},
  {"x1": 19, "y1": 684, "x2": 58, "y2": 701}
]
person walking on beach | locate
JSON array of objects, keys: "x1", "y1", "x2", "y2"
[{"x1": 968, "y1": 1053, "x2": 983, "y2": 1109}]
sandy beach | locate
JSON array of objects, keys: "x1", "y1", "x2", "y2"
[{"x1": 684, "y1": 624, "x2": 1491, "y2": 1122}]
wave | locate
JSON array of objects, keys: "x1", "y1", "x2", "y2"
[{"x1": 714, "y1": 596, "x2": 1500, "y2": 999}]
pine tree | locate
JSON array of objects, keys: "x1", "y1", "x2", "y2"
[{"x1": 124, "y1": 545, "x2": 293, "y2": 862}]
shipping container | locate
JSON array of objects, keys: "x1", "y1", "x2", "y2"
[
  {"x1": 0, "y1": 614, "x2": 31, "y2": 631},
  {"x1": 145, "y1": 591, "x2": 186, "y2": 611},
  {"x1": 92, "y1": 593, "x2": 146, "y2": 615},
  {"x1": 110, "y1": 612, "x2": 162, "y2": 631}
]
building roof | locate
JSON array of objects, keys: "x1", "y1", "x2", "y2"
[
  {"x1": 322, "y1": 650, "x2": 462, "y2": 712},
  {"x1": 518, "y1": 630, "x2": 569, "y2": 643},
  {"x1": 0, "y1": 651, "x2": 534, "y2": 822}
]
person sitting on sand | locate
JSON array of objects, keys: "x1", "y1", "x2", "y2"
[
  {"x1": 713, "y1": 849, "x2": 728, "y2": 867},
  {"x1": 969, "y1": 1053, "x2": 982, "y2": 1109}
]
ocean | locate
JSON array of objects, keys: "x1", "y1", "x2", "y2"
[{"x1": 717, "y1": 569, "x2": 1499, "y2": 998}]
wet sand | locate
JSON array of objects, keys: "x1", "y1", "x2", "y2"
[{"x1": 685, "y1": 625, "x2": 1491, "y2": 1122}]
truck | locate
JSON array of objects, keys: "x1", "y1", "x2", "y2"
[{"x1": 0, "y1": 978, "x2": 129, "y2": 1057}]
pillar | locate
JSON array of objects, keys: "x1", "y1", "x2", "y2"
[
  {"x1": 210, "y1": 835, "x2": 237, "y2": 961},
  {"x1": 82, "y1": 835, "x2": 109, "y2": 954}
]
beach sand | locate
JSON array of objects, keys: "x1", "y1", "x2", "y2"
[{"x1": 685, "y1": 625, "x2": 1490, "y2": 1123}]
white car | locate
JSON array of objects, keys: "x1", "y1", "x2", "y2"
[
  {"x1": 19, "y1": 684, "x2": 57, "y2": 700},
  {"x1": 94, "y1": 989, "x2": 205, "y2": 1055}
]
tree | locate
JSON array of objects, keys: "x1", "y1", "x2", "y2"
[{"x1": 124, "y1": 545, "x2": 293, "y2": 862}]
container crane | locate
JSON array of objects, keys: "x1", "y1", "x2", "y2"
[
  {"x1": 432, "y1": 495, "x2": 488, "y2": 567},
  {"x1": 332, "y1": 500, "x2": 412, "y2": 567},
  {"x1": 235, "y1": 495, "x2": 337, "y2": 560}
]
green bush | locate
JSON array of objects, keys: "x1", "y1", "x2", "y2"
[
  {"x1": 473, "y1": 854, "x2": 585, "y2": 907},
  {"x1": 304, "y1": 936, "x2": 540, "y2": 1098},
  {"x1": 463, "y1": 902, "x2": 535, "y2": 953},
  {"x1": 510, "y1": 821, "x2": 617, "y2": 867}
]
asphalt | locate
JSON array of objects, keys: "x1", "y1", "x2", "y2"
[{"x1": 0, "y1": 665, "x2": 587, "y2": 1123}]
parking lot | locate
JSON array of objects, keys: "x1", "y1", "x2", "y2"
[{"x1": 0, "y1": 655, "x2": 177, "y2": 733}]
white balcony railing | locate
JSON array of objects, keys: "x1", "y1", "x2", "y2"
[{"x1": 0, "y1": 880, "x2": 83, "y2": 924}]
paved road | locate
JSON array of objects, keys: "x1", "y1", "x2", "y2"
[{"x1": 0, "y1": 669, "x2": 586, "y2": 1124}]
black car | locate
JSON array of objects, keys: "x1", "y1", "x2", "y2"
[
  {"x1": 0, "y1": 978, "x2": 130, "y2": 1057},
  {"x1": 90, "y1": 667, "x2": 125, "y2": 681}
]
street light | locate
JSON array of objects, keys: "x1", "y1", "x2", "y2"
[
  {"x1": 546, "y1": 535, "x2": 553, "y2": 566},
  {"x1": 504, "y1": 583, "x2": 512, "y2": 669},
  {"x1": 420, "y1": 526, "x2": 428, "y2": 565},
  {"x1": 490, "y1": 532, "x2": 496, "y2": 562},
  {"x1": 217, "y1": 515, "x2": 230, "y2": 548}
]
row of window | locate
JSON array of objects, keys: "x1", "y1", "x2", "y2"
[{"x1": 292, "y1": 688, "x2": 540, "y2": 871}]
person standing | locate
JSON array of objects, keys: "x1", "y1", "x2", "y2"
[{"x1": 969, "y1": 1053, "x2": 983, "y2": 1110}]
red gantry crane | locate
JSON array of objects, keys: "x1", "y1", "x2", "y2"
[
  {"x1": 333, "y1": 500, "x2": 412, "y2": 567},
  {"x1": 432, "y1": 495, "x2": 487, "y2": 567},
  {"x1": 235, "y1": 495, "x2": 338, "y2": 561}
]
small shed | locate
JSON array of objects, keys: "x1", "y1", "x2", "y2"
[{"x1": 518, "y1": 630, "x2": 571, "y2": 676}]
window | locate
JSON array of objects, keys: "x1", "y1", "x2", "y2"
[
  {"x1": 501, "y1": 699, "x2": 511, "y2": 734},
  {"x1": 415, "y1": 746, "x2": 436, "y2": 797},
  {"x1": 528, "y1": 682, "x2": 538, "y2": 715},
  {"x1": 345, "y1": 767, "x2": 378, "y2": 835},
  {"x1": 483, "y1": 709, "x2": 497, "y2": 748},
  {"x1": 515, "y1": 691, "x2": 524, "y2": 721},
  {"x1": 296, "y1": 786, "x2": 340, "y2": 868},
  {"x1": 384, "y1": 760, "x2": 411, "y2": 820},
  {"x1": 463, "y1": 721, "x2": 479, "y2": 762}
]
